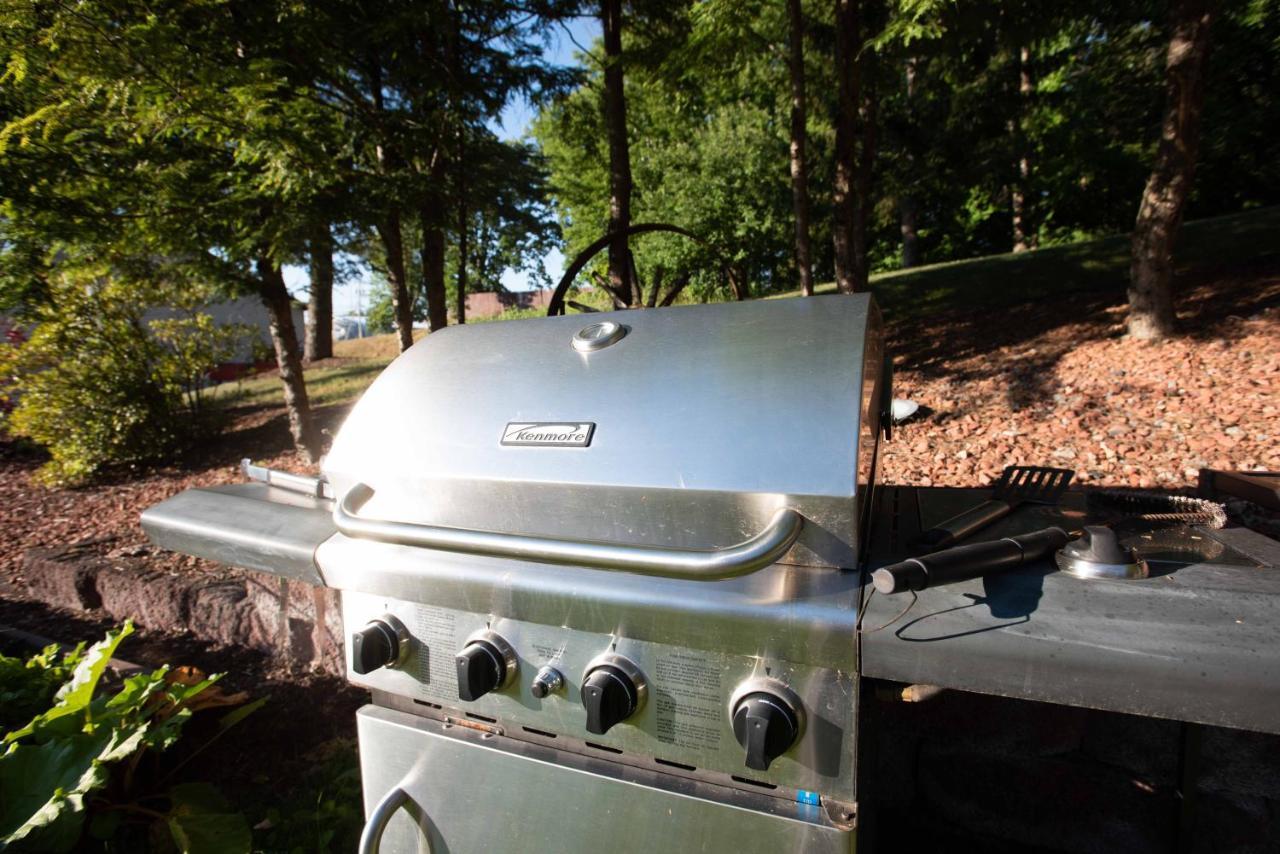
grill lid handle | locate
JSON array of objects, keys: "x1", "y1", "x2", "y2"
[{"x1": 334, "y1": 483, "x2": 804, "y2": 580}]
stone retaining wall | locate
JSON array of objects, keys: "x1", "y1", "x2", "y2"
[{"x1": 20, "y1": 546, "x2": 343, "y2": 674}]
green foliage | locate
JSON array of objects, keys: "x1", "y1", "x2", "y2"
[
  {"x1": 253, "y1": 740, "x2": 363, "y2": 854},
  {"x1": 536, "y1": 0, "x2": 1280, "y2": 283},
  {"x1": 533, "y1": 26, "x2": 796, "y2": 298},
  {"x1": 1, "y1": 267, "x2": 249, "y2": 485},
  {"x1": 0, "y1": 643, "x2": 86, "y2": 733},
  {"x1": 0, "y1": 623, "x2": 259, "y2": 854}
]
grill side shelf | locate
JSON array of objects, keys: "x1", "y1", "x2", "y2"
[{"x1": 140, "y1": 483, "x2": 334, "y2": 585}]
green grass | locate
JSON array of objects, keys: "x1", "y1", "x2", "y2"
[
  {"x1": 213, "y1": 359, "x2": 388, "y2": 410},
  {"x1": 772, "y1": 205, "x2": 1280, "y2": 315},
  {"x1": 232, "y1": 206, "x2": 1277, "y2": 412}
]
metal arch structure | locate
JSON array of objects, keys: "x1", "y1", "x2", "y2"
[{"x1": 545, "y1": 222, "x2": 747, "y2": 316}]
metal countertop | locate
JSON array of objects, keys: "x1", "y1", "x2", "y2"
[{"x1": 860, "y1": 486, "x2": 1280, "y2": 734}]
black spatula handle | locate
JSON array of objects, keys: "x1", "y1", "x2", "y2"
[
  {"x1": 873, "y1": 527, "x2": 1071, "y2": 594},
  {"x1": 917, "y1": 499, "x2": 1013, "y2": 548}
]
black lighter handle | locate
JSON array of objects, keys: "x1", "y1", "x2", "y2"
[
  {"x1": 873, "y1": 527, "x2": 1071, "y2": 595},
  {"x1": 917, "y1": 499, "x2": 1013, "y2": 549}
]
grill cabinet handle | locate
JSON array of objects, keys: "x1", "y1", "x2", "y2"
[
  {"x1": 359, "y1": 785, "x2": 412, "y2": 854},
  {"x1": 334, "y1": 483, "x2": 804, "y2": 580}
]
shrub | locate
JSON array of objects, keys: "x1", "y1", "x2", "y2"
[
  {"x1": 0, "y1": 268, "x2": 251, "y2": 484},
  {"x1": 0, "y1": 623, "x2": 261, "y2": 853}
]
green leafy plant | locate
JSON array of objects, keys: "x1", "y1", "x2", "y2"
[
  {"x1": 0, "y1": 623, "x2": 262, "y2": 853},
  {"x1": 253, "y1": 740, "x2": 363, "y2": 854},
  {"x1": 0, "y1": 642, "x2": 86, "y2": 732}
]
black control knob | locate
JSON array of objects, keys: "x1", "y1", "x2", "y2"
[
  {"x1": 351, "y1": 619, "x2": 401, "y2": 675},
  {"x1": 732, "y1": 693, "x2": 800, "y2": 771},
  {"x1": 455, "y1": 640, "x2": 509, "y2": 702},
  {"x1": 581, "y1": 665, "x2": 639, "y2": 735}
]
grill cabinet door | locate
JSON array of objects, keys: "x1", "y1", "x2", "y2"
[{"x1": 357, "y1": 706, "x2": 855, "y2": 854}]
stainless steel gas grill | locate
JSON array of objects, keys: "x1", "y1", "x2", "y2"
[
  {"x1": 145, "y1": 295, "x2": 886, "y2": 853},
  {"x1": 140, "y1": 293, "x2": 1280, "y2": 853}
]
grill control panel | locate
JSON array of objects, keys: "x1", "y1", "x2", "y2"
[{"x1": 342, "y1": 591, "x2": 856, "y2": 802}]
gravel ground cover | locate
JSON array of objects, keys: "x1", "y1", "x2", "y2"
[{"x1": 1, "y1": 260, "x2": 1276, "y2": 592}]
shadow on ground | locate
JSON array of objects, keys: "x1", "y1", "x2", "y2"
[{"x1": 886, "y1": 257, "x2": 1280, "y2": 413}]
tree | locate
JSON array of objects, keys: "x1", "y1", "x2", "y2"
[
  {"x1": 305, "y1": 221, "x2": 335, "y2": 361},
  {"x1": 1, "y1": 0, "x2": 332, "y2": 461},
  {"x1": 1010, "y1": 44, "x2": 1037, "y2": 252},
  {"x1": 787, "y1": 0, "x2": 816, "y2": 296},
  {"x1": 1128, "y1": 0, "x2": 1217, "y2": 340},
  {"x1": 601, "y1": 0, "x2": 636, "y2": 302},
  {"x1": 898, "y1": 55, "x2": 923, "y2": 268},
  {"x1": 832, "y1": 0, "x2": 864, "y2": 293}
]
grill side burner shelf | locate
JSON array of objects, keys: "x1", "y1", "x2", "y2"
[
  {"x1": 860, "y1": 486, "x2": 1280, "y2": 735},
  {"x1": 141, "y1": 481, "x2": 334, "y2": 585}
]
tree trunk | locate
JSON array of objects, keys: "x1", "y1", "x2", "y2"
[
  {"x1": 376, "y1": 216, "x2": 415, "y2": 352},
  {"x1": 456, "y1": 201, "x2": 468, "y2": 324},
  {"x1": 1011, "y1": 45, "x2": 1037, "y2": 253},
  {"x1": 368, "y1": 56, "x2": 414, "y2": 353},
  {"x1": 421, "y1": 151, "x2": 449, "y2": 333},
  {"x1": 601, "y1": 0, "x2": 634, "y2": 303},
  {"x1": 900, "y1": 198, "x2": 920, "y2": 268},
  {"x1": 833, "y1": 0, "x2": 861, "y2": 294},
  {"x1": 1129, "y1": 0, "x2": 1215, "y2": 340},
  {"x1": 420, "y1": 207, "x2": 448, "y2": 332},
  {"x1": 257, "y1": 258, "x2": 321, "y2": 464},
  {"x1": 852, "y1": 19, "x2": 879, "y2": 288},
  {"x1": 304, "y1": 221, "x2": 334, "y2": 362},
  {"x1": 900, "y1": 56, "x2": 922, "y2": 269},
  {"x1": 787, "y1": 0, "x2": 814, "y2": 297}
]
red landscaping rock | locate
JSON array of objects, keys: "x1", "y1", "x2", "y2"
[
  {"x1": 17, "y1": 546, "x2": 343, "y2": 674},
  {"x1": 22, "y1": 547, "x2": 103, "y2": 611},
  {"x1": 94, "y1": 565, "x2": 190, "y2": 630}
]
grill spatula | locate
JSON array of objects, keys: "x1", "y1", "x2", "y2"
[{"x1": 918, "y1": 464, "x2": 1074, "y2": 549}]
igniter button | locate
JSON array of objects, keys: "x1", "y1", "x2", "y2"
[{"x1": 530, "y1": 665, "x2": 565, "y2": 699}]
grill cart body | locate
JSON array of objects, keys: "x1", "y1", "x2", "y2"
[
  {"x1": 146, "y1": 295, "x2": 886, "y2": 853},
  {"x1": 141, "y1": 293, "x2": 1280, "y2": 853}
]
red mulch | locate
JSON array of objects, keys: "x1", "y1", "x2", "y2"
[
  {"x1": 1, "y1": 262, "x2": 1277, "y2": 592},
  {"x1": 880, "y1": 261, "x2": 1280, "y2": 489},
  {"x1": 0, "y1": 401, "x2": 349, "y2": 590}
]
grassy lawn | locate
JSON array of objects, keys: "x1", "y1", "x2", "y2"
[
  {"x1": 773, "y1": 204, "x2": 1280, "y2": 314},
  {"x1": 212, "y1": 359, "x2": 389, "y2": 411},
  {"x1": 230, "y1": 206, "x2": 1277, "y2": 411}
]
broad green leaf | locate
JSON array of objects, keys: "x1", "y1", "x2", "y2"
[
  {"x1": 215, "y1": 696, "x2": 268, "y2": 732},
  {"x1": 169, "y1": 782, "x2": 233, "y2": 815},
  {"x1": 52, "y1": 622, "x2": 133, "y2": 717},
  {"x1": 0, "y1": 734, "x2": 113, "y2": 850},
  {"x1": 5, "y1": 622, "x2": 134, "y2": 743},
  {"x1": 167, "y1": 812, "x2": 252, "y2": 854}
]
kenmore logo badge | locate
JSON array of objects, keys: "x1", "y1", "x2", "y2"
[{"x1": 501, "y1": 422, "x2": 595, "y2": 448}]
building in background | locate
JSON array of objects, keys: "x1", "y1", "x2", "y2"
[{"x1": 458, "y1": 288, "x2": 555, "y2": 321}]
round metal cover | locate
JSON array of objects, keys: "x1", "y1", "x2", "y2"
[{"x1": 572, "y1": 320, "x2": 627, "y2": 352}]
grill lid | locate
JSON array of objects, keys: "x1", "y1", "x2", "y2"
[{"x1": 322, "y1": 294, "x2": 884, "y2": 570}]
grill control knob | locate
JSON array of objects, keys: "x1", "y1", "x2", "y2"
[
  {"x1": 581, "y1": 654, "x2": 646, "y2": 735},
  {"x1": 350, "y1": 615, "x2": 407, "y2": 675},
  {"x1": 732, "y1": 692, "x2": 801, "y2": 772},
  {"x1": 455, "y1": 631, "x2": 517, "y2": 702}
]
